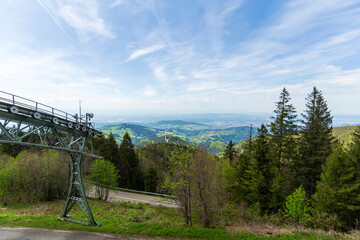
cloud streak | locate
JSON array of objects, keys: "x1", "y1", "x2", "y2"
[
  {"x1": 127, "y1": 44, "x2": 165, "y2": 61},
  {"x1": 36, "y1": 0, "x2": 75, "y2": 43},
  {"x1": 57, "y1": 0, "x2": 114, "y2": 38}
]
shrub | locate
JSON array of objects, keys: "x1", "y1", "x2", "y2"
[
  {"x1": 0, "y1": 150, "x2": 68, "y2": 204},
  {"x1": 283, "y1": 186, "x2": 311, "y2": 226},
  {"x1": 87, "y1": 159, "x2": 118, "y2": 201}
]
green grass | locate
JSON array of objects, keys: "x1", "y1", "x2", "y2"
[{"x1": 0, "y1": 199, "x2": 348, "y2": 239}]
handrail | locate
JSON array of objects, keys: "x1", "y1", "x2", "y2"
[
  {"x1": 84, "y1": 180, "x2": 176, "y2": 199},
  {"x1": 0, "y1": 90, "x2": 77, "y2": 122}
]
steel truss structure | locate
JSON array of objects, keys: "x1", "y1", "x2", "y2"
[{"x1": 0, "y1": 91, "x2": 102, "y2": 227}]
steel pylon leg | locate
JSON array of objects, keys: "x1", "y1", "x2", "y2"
[{"x1": 59, "y1": 153, "x2": 101, "y2": 227}]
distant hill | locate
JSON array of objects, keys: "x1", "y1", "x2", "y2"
[
  {"x1": 332, "y1": 125, "x2": 359, "y2": 146},
  {"x1": 99, "y1": 121, "x2": 359, "y2": 156},
  {"x1": 100, "y1": 123, "x2": 159, "y2": 143},
  {"x1": 148, "y1": 120, "x2": 209, "y2": 132},
  {"x1": 137, "y1": 136, "x2": 189, "y2": 147},
  {"x1": 99, "y1": 120, "x2": 252, "y2": 153}
]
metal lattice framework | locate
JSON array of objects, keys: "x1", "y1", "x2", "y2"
[{"x1": 0, "y1": 90, "x2": 102, "y2": 227}]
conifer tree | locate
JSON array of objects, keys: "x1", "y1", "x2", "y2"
[
  {"x1": 269, "y1": 87, "x2": 298, "y2": 167},
  {"x1": 233, "y1": 139, "x2": 252, "y2": 203},
  {"x1": 119, "y1": 132, "x2": 143, "y2": 189},
  {"x1": 348, "y1": 126, "x2": 360, "y2": 166},
  {"x1": 269, "y1": 88, "x2": 298, "y2": 209},
  {"x1": 235, "y1": 124, "x2": 272, "y2": 210},
  {"x1": 224, "y1": 140, "x2": 236, "y2": 163},
  {"x1": 254, "y1": 124, "x2": 271, "y2": 179},
  {"x1": 96, "y1": 133, "x2": 120, "y2": 164},
  {"x1": 312, "y1": 146, "x2": 360, "y2": 229},
  {"x1": 243, "y1": 125, "x2": 270, "y2": 209},
  {"x1": 296, "y1": 87, "x2": 334, "y2": 196}
]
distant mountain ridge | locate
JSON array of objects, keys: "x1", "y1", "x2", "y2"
[
  {"x1": 99, "y1": 120, "x2": 359, "y2": 155},
  {"x1": 99, "y1": 120, "x2": 251, "y2": 147}
]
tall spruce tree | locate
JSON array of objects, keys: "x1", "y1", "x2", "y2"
[
  {"x1": 269, "y1": 87, "x2": 298, "y2": 209},
  {"x1": 95, "y1": 133, "x2": 120, "y2": 164},
  {"x1": 269, "y1": 87, "x2": 298, "y2": 166},
  {"x1": 224, "y1": 140, "x2": 236, "y2": 163},
  {"x1": 118, "y1": 132, "x2": 143, "y2": 190},
  {"x1": 244, "y1": 124, "x2": 272, "y2": 210},
  {"x1": 233, "y1": 138, "x2": 252, "y2": 203},
  {"x1": 296, "y1": 87, "x2": 334, "y2": 197}
]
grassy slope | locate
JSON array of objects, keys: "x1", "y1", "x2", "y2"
[{"x1": 0, "y1": 199, "x2": 349, "y2": 240}]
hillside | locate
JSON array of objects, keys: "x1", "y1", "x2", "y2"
[
  {"x1": 100, "y1": 123, "x2": 159, "y2": 143},
  {"x1": 137, "y1": 135, "x2": 189, "y2": 147},
  {"x1": 99, "y1": 121, "x2": 251, "y2": 146},
  {"x1": 332, "y1": 125, "x2": 359, "y2": 146},
  {"x1": 148, "y1": 120, "x2": 209, "y2": 131}
]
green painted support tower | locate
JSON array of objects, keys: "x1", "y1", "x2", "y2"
[{"x1": 0, "y1": 90, "x2": 102, "y2": 227}]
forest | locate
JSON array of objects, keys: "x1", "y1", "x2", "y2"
[{"x1": 0, "y1": 86, "x2": 359, "y2": 237}]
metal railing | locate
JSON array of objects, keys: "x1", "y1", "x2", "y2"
[
  {"x1": 0, "y1": 90, "x2": 78, "y2": 123},
  {"x1": 84, "y1": 180, "x2": 176, "y2": 199}
]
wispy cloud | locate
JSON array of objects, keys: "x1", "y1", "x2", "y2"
[
  {"x1": 57, "y1": 0, "x2": 114, "y2": 38},
  {"x1": 202, "y1": 0, "x2": 245, "y2": 54},
  {"x1": 1, "y1": 0, "x2": 360, "y2": 116},
  {"x1": 110, "y1": 0, "x2": 126, "y2": 8},
  {"x1": 127, "y1": 44, "x2": 165, "y2": 61}
]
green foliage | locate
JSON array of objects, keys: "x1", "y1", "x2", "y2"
[
  {"x1": 137, "y1": 143, "x2": 190, "y2": 193},
  {"x1": 87, "y1": 159, "x2": 118, "y2": 201},
  {"x1": 88, "y1": 159, "x2": 118, "y2": 186},
  {"x1": 93, "y1": 133, "x2": 120, "y2": 165},
  {"x1": 232, "y1": 124, "x2": 274, "y2": 212},
  {"x1": 269, "y1": 87, "x2": 298, "y2": 209},
  {"x1": 296, "y1": 87, "x2": 335, "y2": 197},
  {"x1": 249, "y1": 202, "x2": 262, "y2": 220},
  {"x1": 312, "y1": 146, "x2": 360, "y2": 230},
  {"x1": 162, "y1": 146, "x2": 194, "y2": 226},
  {"x1": 0, "y1": 150, "x2": 68, "y2": 204},
  {"x1": 332, "y1": 125, "x2": 359, "y2": 147},
  {"x1": 284, "y1": 186, "x2": 311, "y2": 226},
  {"x1": 144, "y1": 168, "x2": 158, "y2": 192},
  {"x1": 348, "y1": 126, "x2": 360, "y2": 161},
  {"x1": 224, "y1": 140, "x2": 236, "y2": 162},
  {"x1": 119, "y1": 132, "x2": 143, "y2": 190},
  {"x1": 207, "y1": 141, "x2": 226, "y2": 155}
]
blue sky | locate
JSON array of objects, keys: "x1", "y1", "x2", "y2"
[{"x1": 1, "y1": 0, "x2": 360, "y2": 119}]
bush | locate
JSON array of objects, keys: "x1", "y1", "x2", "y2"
[
  {"x1": 283, "y1": 186, "x2": 311, "y2": 226},
  {"x1": 0, "y1": 150, "x2": 68, "y2": 204},
  {"x1": 87, "y1": 159, "x2": 118, "y2": 201}
]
